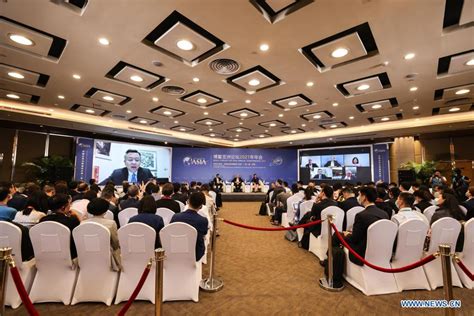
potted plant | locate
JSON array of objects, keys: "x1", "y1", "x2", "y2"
[{"x1": 22, "y1": 155, "x2": 74, "y2": 185}]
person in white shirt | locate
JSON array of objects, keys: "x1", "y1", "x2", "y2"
[
  {"x1": 391, "y1": 192, "x2": 429, "y2": 226},
  {"x1": 13, "y1": 195, "x2": 46, "y2": 228}
]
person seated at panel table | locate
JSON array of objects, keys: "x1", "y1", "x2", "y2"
[
  {"x1": 313, "y1": 169, "x2": 330, "y2": 180},
  {"x1": 324, "y1": 155, "x2": 342, "y2": 167},
  {"x1": 250, "y1": 174, "x2": 263, "y2": 192},
  {"x1": 231, "y1": 174, "x2": 244, "y2": 192},
  {"x1": 211, "y1": 174, "x2": 224, "y2": 193},
  {"x1": 100, "y1": 149, "x2": 154, "y2": 185},
  {"x1": 305, "y1": 158, "x2": 318, "y2": 171}
]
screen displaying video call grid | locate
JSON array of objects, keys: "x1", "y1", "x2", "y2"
[{"x1": 298, "y1": 146, "x2": 372, "y2": 184}]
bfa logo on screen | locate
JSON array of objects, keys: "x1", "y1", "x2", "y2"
[{"x1": 183, "y1": 156, "x2": 207, "y2": 166}]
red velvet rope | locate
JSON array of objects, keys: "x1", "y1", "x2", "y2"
[
  {"x1": 117, "y1": 263, "x2": 152, "y2": 316},
  {"x1": 9, "y1": 266, "x2": 39, "y2": 316},
  {"x1": 331, "y1": 223, "x2": 437, "y2": 273},
  {"x1": 222, "y1": 219, "x2": 323, "y2": 231},
  {"x1": 455, "y1": 259, "x2": 474, "y2": 281}
]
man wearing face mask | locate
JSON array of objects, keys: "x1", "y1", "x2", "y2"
[
  {"x1": 391, "y1": 192, "x2": 429, "y2": 226},
  {"x1": 100, "y1": 149, "x2": 154, "y2": 185}
]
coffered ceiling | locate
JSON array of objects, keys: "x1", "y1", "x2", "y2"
[{"x1": 0, "y1": 0, "x2": 473, "y2": 147}]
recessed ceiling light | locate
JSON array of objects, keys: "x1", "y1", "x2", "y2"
[
  {"x1": 130, "y1": 75, "x2": 143, "y2": 82},
  {"x1": 85, "y1": 109, "x2": 95, "y2": 114},
  {"x1": 357, "y1": 84, "x2": 370, "y2": 91},
  {"x1": 235, "y1": 134, "x2": 239, "y2": 137},
  {"x1": 248, "y1": 79, "x2": 260, "y2": 86},
  {"x1": 164, "y1": 141, "x2": 168, "y2": 145},
  {"x1": 72, "y1": 74, "x2": 81, "y2": 79},
  {"x1": 410, "y1": 87, "x2": 418, "y2": 91},
  {"x1": 259, "y1": 43, "x2": 269, "y2": 51},
  {"x1": 278, "y1": 114, "x2": 284, "y2": 117},
  {"x1": 239, "y1": 122, "x2": 243, "y2": 125},
  {"x1": 306, "y1": 81, "x2": 314, "y2": 87},
  {"x1": 371, "y1": 104, "x2": 382, "y2": 109},
  {"x1": 8, "y1": 72, "x2": 24, "y2": 79},
  {"x1": 381, "y1": 117, "x2": 390, "y2": 121},
  {"x1": 269, "y1": 123, "x2": 276, "y2": 127},
  {"x1": 126, "y1": 110, "x2": 132, "y2": 114},
  {"x1": 313, "y1": 115, "x2": 321, "y2": 119},
  {"x1": 455, "y1": 89, "x2": 470, "y2": 95},
  {"x1": 139, "y1": 119, "x2": 147, "y2": 124},
  {"x1": 259, "y1": 134, "x2": 265, "y2": 138},
  {"x1": 176, "y1": 39, "x2": 193, "y2": 51},
  {"x1": 58, "y1": 95, "x2": 65, "y2": 99},
  {"x1": 465, "y1": 59, "x2": 474, "y2": 66},
  {"x1": 209, "y1": 128, "x2": 213, "y2": 131},
  {"x1": 332, "y1": 103, "x2": 338, "y2": 107},
  {"x1": 291, "y1": 130, "x2": 297, "y2": 134},
  {"x1": 449, "y1": 107, "x2": 461, "y2": 112},
  {"x1": 288, "y1": 101, "x2": 298, "y2": 106},
  {"x1": 331, "y1": 48, "x2": 349, "y2": 58},
  {"x1": 103, "y1": 96, "x2": 114, "y2": 101},
  {"x1": 284, "y1": 108, "x2": 291, "y2": 112},
  {"x1": 235, "y1": 129, "x2": 242, "y2": 132},
  {"x1": 264, "y1": 129, "x2": 269, "y2": 132},
  {"x1": 301, "y1": 123, "x2": 306, "y2": 127},
  {"x1": 179, "y1": 128, "x2": 186, "y2": 131},
  {"x1": 174, "y1": 120, "x2": 179, "y2": 124},
  {"x1": 330, "y1": 124, "x2": 338, "y2": 128},
  {"x1": 9, "y1": 34, "x2": 34, "y2": 46},
  {"x1": 98, "y1": 37, "x2": 110, "y2": 46},
  {"x1": 163, "y1": 111, "x2": 172, "y2": 116},
  {"x1": 203, "y1": 112, "x2": 209, "y2": 115},
  {"x1": 205, "y1": 121, "x2": 213, "y2": 125},
  {"x1": 234, "y1": 138, "x2": 239, "y2": 141},
  {"x1": 6, "y1": 94, "x2": 20, "y2": 99},
  {"x1": 412, "y1": 106, "x2": 419, "y2": 110},
  {"x1": 404, "y1": 53, "x2": 415, "y2": 60},
  {"x1": 152, "y1": 97, "x2": 159, "y2": 102},
  {"x1": 245, "y1": 99, "x2": 251, "y2": 104},
  {"x1": 193, "y1": 77, "x2": 200, "y2": 82},
  {"x1": 240, "y1": 112, "x2": 248, "y2": 117},
  {"x1": 349, "y1": 116, "x2": 354, "y2": 120},
  {"x1": 197, "y1": 98, "x2": 207, "y2": 104},
  {"x1": 49, "y1": 108, "x2": 54, "y2": 112},
  {"x1": 210, "y1": 133, "x2": 216, "y2": 137}
]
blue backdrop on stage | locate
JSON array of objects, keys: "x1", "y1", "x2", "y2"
[
  {"x1": 373, "y1": 143, "x2": 390, "y2": 183},
  {"x1": 172, "y1": 148, "x2": 298, "y2": 184}
]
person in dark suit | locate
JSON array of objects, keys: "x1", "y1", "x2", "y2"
[
  {"x1": 338, "y1": 187, "x2": 361, "y2": 230},
  {"x1": 129, "y1": 195, "x2": 164, "y2": 249},
  {"x1": 413, "y1": 189, "x2": 434, "y2": 212},
  {"x1": 119, "y1": 185, "x2": 140, "y2": 210},
  {"x1": 156, "y1": 183, "x2": 181, "y2": 214},
  {"x1": 324, "y1": 155, "x2": 342, "y2": 167},
  {"x1": 305, "y1": 159, "x2": 318, "y2": 171},
  {"x1": 100, "y1": 149, "x2": 154, "y2": 185},
  {"x1": 211, "y1": 174, "x2": 224, "y2": 193},
  {"x1": 313, "y1": 169, "x2": 329, "y2": 180},
  {"x1": 172, "y1": 183, "x2": 188, "y2": 204},
  {"x1": 461, "y1": 186, "x2": 474, "y2": 220},
  {"x1": 306, "y1": 186, "x2": 338, "y2": 237},
  {"x1": 170, "y1": 192, "x2": 208, "y2": 261},
  {"x1": 232, "y1": 175, "x2": 244, "y2": 192}
]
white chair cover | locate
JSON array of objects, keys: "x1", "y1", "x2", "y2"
[
  {"x1": 197, "y1": 205, "x2": 212, "y2": 264},
  {"x1": 70, "y1": 199, "x2": 89, "y2": 219},
  {"x1": 159, "y1": 223, "x2": 202, "y2": 302},
  {"x1": 71, "y1": 222, "x2": 119, "y2": 305},
  {"x1": 87, "y1": 210, "x2": 114, "y2": 220},
  {"x1": 344, "y1": 220, "x2": 399, "y2": 295},
  {"x1": 345, "y1": 206, "x2": 365, "y2": 231},
  {"x1": 459, "y1": 205, "x2": 468, "y2": 216},
  {"x1": 29, "y1": 222, "x2": 78, "y2": 304},
  {"x1": 118, "y1": 207, "x2": 138, "y2": 227},
  {"x1": 209, "y1": 191, "x2": 217, "y2": 203},
  {"x1": 115, "y1": 223, "x2": 156, "y2": 304},
  {"x1": 282, "y1": 193, "x2": 303, "y2": 228},
  {"x1": 266, "y1": 191, "x2": 275, "y2": 216},
  {"x1": 156, "y1": 207, "x2": 175, "y2": 225},
  {"x1": 423, "y1": 205, "x2": 438, "y2": 223},
  {"x1": 176, "y1": 200, "x2": 186, "y2": 212},
  {"x1": 391, "y1": 219, "x2": 430, "y2": 291},
  {"x1": 0, "y1": 222, "x2": 36, "y2": 309},
  {"x1": 308, "y1": 206, "x2": 345, "y2": 261},
  {"x1": 423, "y1": 217, "x2": 462, "y2": 289},
  {"x1": 455, "y1": 218, "x2": 473, "y2": 289},
  {"x1": 296, "y1": 200, "x2": 315, "y2": 241}
]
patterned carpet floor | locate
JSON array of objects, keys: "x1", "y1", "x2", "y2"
[{"x1": 6, "y1": 202, "x2": 473, "y2": 315}]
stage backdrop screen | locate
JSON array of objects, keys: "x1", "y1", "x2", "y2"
[
  {"x1": 74, "y1": 138, "x2": 172, "y2": 184},
  {"x1": 298, "y1": 145, "x2": 373, "y2": 184},
  {"x1": 172, "y1": 148, "x2": 297, "y2": 184}
]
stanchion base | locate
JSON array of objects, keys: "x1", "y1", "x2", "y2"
[
  {"x1": 319, "y1": 277, "x2": 345, "y2": 292},
  {"x1": 200, "y1": 277, "x2": 224, "y2": 292}
]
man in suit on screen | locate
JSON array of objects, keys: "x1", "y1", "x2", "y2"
[
  {"x1": 100, "y1": 149, "x2": 154, "y2": 185},
  {"x1": 324, "y1": 155, "x2": 342, "y2": 167}
]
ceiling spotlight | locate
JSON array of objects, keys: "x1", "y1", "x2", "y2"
[
  {"x1": 330, "y1": 124, "x2": 338, "y2": 128},
  {"x1": 264, "y1": 130, "x2": 269, "y2": 132},
  {"x1": 449, "y1": 107, "x2": 461, "y2": 112},
  {"x1": 410, "y1": 87, "x2": 418, "y2": 92},
  {"x1": 174, "y1": 120, "x2": 179, "y2": 124},
  {"x1": 130, "y1": 75, "x2": 143, "y2": 82},
  {"x1": 269, "y1": 123, "x2": 276, "y2": 127},
  {"x1": 331, "y1": 48, "x2": 349, "y2": 58},
  {"x1": 248, "y1": 79, "x2": 260, "y2": 86},
  {"x1": 210, "y1": 133, "x2": 216, "y2": 137},
  {"x1": 152, "y1": 97, "x2": 159, "y2": 102},
  {"x1": 73, "y1": 74, "x2": 81, "y2": 79},
  {"x1": 139, "y1": 119, "x2": 147, "y2": 124},
  {"x1": 412, "y1": 106, "x2": 419, "y2": 110},
  {"x1": 239, "y1": 122, "x2": 243, "y2": 125},
  {"x1": 235, "y1": 134, "x2": 239, "y2": 137},
  {"x1": 85, "y1": 109, "x2": 95, "y2": 114},
  {"x1": 291, "y1": 130, "x2": 297, "y2": 134},
  {"x1": 209, "y1": 128, "x2": 213, "y2": 131},
  {"x1": 234, "y1": 138, "x2": 239, "y2": 141},
  {"x1": 245, "y1": 99, "x2": 251, "y2": 104},
  {"x1": 163, "y1": 111, "x2": 172, "y2": 116},
  {"x1": 301, "y1": 123, "x2": 306, "y2": 127},
  {"x1": 9, "y1": 34, "x2": 34, "y2": 46},
  {"x1": 193, "y1": 77, "x2": 200, "y2": 82},
  {"x1": 465, "y1": 59, "x2": 474, "y2": 66},
  {"x1": 8, "y1": 72, "x2": 24, "y2": 79},
  {"x1": 381, "y1": 117, "x2": 390, "y2": 121},
  {"x1": 179, "y1": 128, "x2": 186, "y2": 131},
  {"x1": 288, "y1": 101, "x2": 298, "y2": 106},
  {"x1": 357, "y1": 84, "x2": 370, "y2": 91},
  {"x1": 58, "y1": 95, "x2": 65, "y2": 99},
  {"x1": 259, "y1": 134, "x2": 265, "y2": 138},
  {"x1": 332, "y1": 103, "x2": 338, "y2": 107},
  {"x1": 203, "y1": 112, "x2": 209, "y2": 115},
  {"x1": 284, "y1": 108, "x2": 291, "y2": 112},
  {"x1": 197, "y1": 98, "x2": 207, "y2": 104},
  {"x1": 371, "y1": 104, "x2": 382, "y2": 109},
  {"x1": 313, "y1": 115, "x2": 321, "y2": 119},
  {"x1": 240, "y1": 112, "x2": 248, "y2": 117},
  {"x1": 236, "y1": 129, "x2": 242, "y2": 132},
  {"x1": 306, "y1": 81, "x2": 314, "y2": 87},
  {"x1": 455, "y1": 89, "x2": 470, "y2": 95},
  {"x1": 205, "y1": 121, "x2": 213, "y2": 125},
  {"x1": 102, "y1": 96, "x2": 114, "y2": 101},
  {"x1": 6, "y1": 94, "x2": 20, "y2": 99},
  {"x1": 98, "y1": 37, "x2": 110, "y2": 46},
  {"x1": 349, "y1": 116, "x2": 354, "y2": 120},
  {"x1": 126, "y1": 110, "x2": 132, "y2": 114},
  {"x1": 404, "y1": 53, "x2": 415, "y2": 60},
  {"x1": 176, "y1": 39, "x2": 194, "y2": 51},
  {"x1": 259, "y1": 43, "x2": 269, "y2": 51},
  {"x1": 278, "y1": 114, "x2": 284, "y2": 117}
]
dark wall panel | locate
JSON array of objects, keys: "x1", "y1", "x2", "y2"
[
  {"x1": 49, "y1": 135, "x2": 74, "y2": 159},
  {"x1": 453, "y1": 135, "x2": 474, "y2": 160},
  {"x1": 0, "y1": 128, "x2": 15, "y2": 181},
  {"x1": 14, "y1": 131, "x2": 46, "y2": 182},
  {"x1": 422, "y1": 137, "x2": 451, "y2": 161}
]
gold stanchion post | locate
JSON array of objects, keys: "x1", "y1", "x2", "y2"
[
  {"x1": 319, "y1": 215, "x2": 344, "y2": 291},
  {"x1": 154, "y1": 248, "x2": 165, "y2": 316},
  {"x1": 0, "y1": 247, "x2": 12, "y2": 316},
  {"x1": 439, "y1": 244, "x2": 454, "y2": 316},
  {"x1": 200, "y1": 209, "x2": 224, "y2": 292}
]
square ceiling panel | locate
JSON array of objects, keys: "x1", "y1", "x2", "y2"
[
  {"x1": 320, "y1": 122, "x2": 347, "y2": 129},
  {"x1": 443, "y1": 0, "x2": 473, "y2": 32},
  {"x1": 434, "y1": 83, "x2": 474, "y2": 100},
  {"x1": 0, "y1": 88, "x2": 39, "y2": 103},
  {"x1": 281, "y1": 128, "x2": 305, "y2": 134},
  {"x1": 49, "y1": 0, "x2": 89, "y2": 16},
  {"x1": 433, "y1": 103, "x2": 473, "y2": 115},
  {"x1": 300, "y1": 22, "x2": 378, "y2": 72},
  {"x1": 180, "y1": 90, "x2": 223, "y2": 107},
  {"x1": 84, "y1": 88, "x2": 132, "y2": 105},
  {"x1": 249, "y1": 0, "x2": 314, "y2": 24},
  {"x1": 150, "y1": 106, "x2": 184, "y2": 118},
  {"x1": 0, "y1": 63, "x2": 49, "y2": 87},
  {"x1": 300, "y1": 110, "x2": 333, "y2": 122},
  {"x1": 129, "y1": 116, "x2": 158, "y2": 126},
  {"x1": 271, "y1": 94, "x2": 313, "y2": 110},
  {"x1": 437, "y1": 50, "x2": 474, "y2": 76},
  {"x1": 106, "y1": 61, "x2": 167, "y2": 90},
  {"x1": 225, "y1": 65, "x2": 283, "y2": 94},
  {"x1": 258, "y1": 120, "x2": 286, "y2": 128},
  {"x1": 0, "y1": 16, "x2": 66, "y2": 61},
  {"x1": 369, "y1": 113, "x2": 402, "y2": 123},
  {"x1": 70, "y1": 104, "x2": 109, "y2": 117},
  {"x1": 227, "y1": 126, "x2": 251, "y2": 133},
  {"x1": 170, "y1": 125, "x2": 195, "y2": 132},
  {"x1": 194, "y1": 118, "x2": 223, "y2": 126},
  {"x1": 336, "y1": 72, "x2": 391, "y2": 97},
  {"x1": 227, "y1": 108, "x2": 260, "y2": 119},
  {"x1": 356, "y1": 98, "x2": 398, "y2": 112},
  {"x1": 142, "y1": 11, "x2": 228, "y2": 67}
]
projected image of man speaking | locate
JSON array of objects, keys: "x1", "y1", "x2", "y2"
[{"x1": 100, "y1": 149, "x2": 154, "y2": 184}]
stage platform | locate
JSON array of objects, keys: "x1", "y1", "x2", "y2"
[{"x1": 221, "y1": 192, "x2": 266, "y2": 202}]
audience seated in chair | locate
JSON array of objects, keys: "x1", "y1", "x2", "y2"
[
  {"x1": 338, "y1": 187, "x2": 360, "y2": 230},
  {"x1": 250, "y1": 174, "x2": 263, "y2": 192},
  {"x1": 119, "y1": 185, "x2": 140, "y2": 210},
  {"x1": 172, "y1": 182, "x2": 188, "y2": 204},
  {"x1": 231, "y1": 175, "x2": 244, "y2": 192},
  {"x1": 156, "y1": 183, "x2": 181, "y2": 214},
  {"x1": 129, "y1": 195, "x2": 164, "y2": 249},
  {"x1": 392, "y1": 192, "x2": 429, "y2": 226}
]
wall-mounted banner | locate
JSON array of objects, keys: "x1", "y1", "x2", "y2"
[
  {"x1": 172, "y1": 148, "x2": 297, "y2": 184},
  {"x1": 373, "y1": 143, "x2": 390, "y2": 183},
  {"x1": 74, "y1": 137, "x2": 94, "y2": 181}
]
